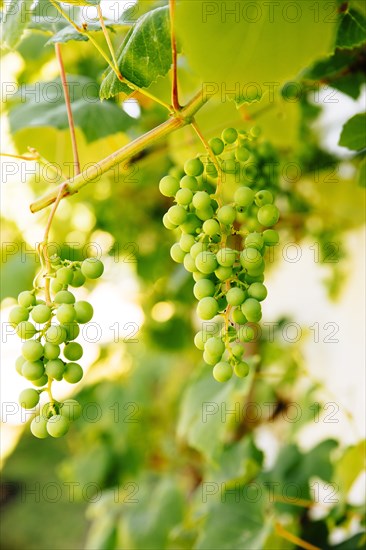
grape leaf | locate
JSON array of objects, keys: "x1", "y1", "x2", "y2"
[
  {"x1": 54, "y1": 0, "x2": 100, "y2": 5},
  {"x1": 338, "y1": 113, "x2": 366, "y2": 151},
  {"x1": 0, "y1": 0, "x2": 34, "y2": 49},
  {"x1": 333, "y1": 440, "x2": 366, "y2": 498},
  {"x1": 46, "y1": 25, "x2": 89, "y2": 44},
  {"x1": 336, "y1": 8, "x2": 366, "y2": 48},
  {"x1": 99, "y1": 6, "x2": 171, "y2": 100},
  {"x1": 359, "y1": 157, "x2": 366, "y2": 187}
]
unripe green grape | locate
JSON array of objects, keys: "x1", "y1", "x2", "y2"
[
  {"x1": 60, "y1": 399, "x2": 82, "y2": 420},
  {"x1": 16, "y1": 321, "x2": 37, "y2": 340},
  {"x1": 232, "y1": 307, "x2": 248, "y2": 325},
  {"x1": 192, "y1": 191, "x2": 211, "y2": 210},
  {"x1": 31, "y1": 416, "x2": 49, "y2": 439},
  {"x1": 248, "y1": 282, "x2": 267, "y2": 301},
  {"x1": 42, "y1": 402, "x2": 59, "y2": 418},
  {"x1": 246, "y1": 259, "x2": 265, "y2": 277},
  {"x1": 179, "y1": 233, "x2": 195, "y2": 252},
  {"x1": 240, "y1": 247, "x2": 263, "y2": 270},
  {"x1": 209, "y1": 137, "x2": 224, "y2": 155},
  {"x1": 226, "y1": 287, "x2": 246, "y2": 306},
  {"x1": 35, "y1": 299, "x2": 46, "y2": 305},
  {"x1": 241, "y1": 298, "x2": 262, "y2": 322},
  {"x1": 216, "y1": 247, "x2": 236, "y2": 267},
  {"x1": 19, "y1": 388, "x2": 40, "y2": 409},
  {"x1": 18, "y1": 291, "x2": 36, "y2": 308},
  {"x1": 180, "y1": 175, "x2": 198, "y2": 191},
  {"x1": 203, "y1": 219, "x2": 220, "y2": 236},
  {"x1": 15, "y1": 355, "x2": 26, "y2": 375},
  {"x1": 22, "y1": 340, "x2": 44, "y2": 362},
  {"x1": 250, "y1": 125, "x2": 261, "y2": 137},
  {"x1": 54, "y1": 290, "x2": 75, "y2": 304},
  {"x1": 194, "y1": 331, "x2": 206, "y2": 350},
  {"x1": 232, "y1": 344, "x2": 244, "y2": 358},
  {"x1": 195, "y1": 251, "x2": 218, "y2": 274},
  {"x1": 159, "y1": 175, "x2": 180, "y2": 197},
  {"x1": 190, "y1": 242, "x2": 208, "y2": 259},
  {"x1": 9, "y1": 306, "x2": 29, "y2": 326},
  {"x1": 217, "y1": 295, "x2": 228, "y2": 312},
  {"x1": 22, "y1": 360, "x2": 44, "y2": 381},
  {"x1": 193, "y1": 278, "x2": 216, "y2": 300},
  {"x1": 45, "y1": 359, "x2": 65, "y2": 381},
  {"x1": 263, "y1": 229, "x2": 279, "y2": 246},
  {"x1": 162, "y1": 212, "x2": 177, "y2": 230},
  {"x1": 45, "y1": 325, "x2": 67, "y2": 345},
  {"x1": 43, "y1": 342, "x2": 61, "y2": 360},
  {"x1": 206, "y1": 161, "x2": 218, "y2": 178},
  {"x1": 197, "y1": 297, "x2": 218, "y2": 320},
  {"x1": 184, "y1": 157, "x2": 204, "y2": 177},
  {"x1": 217, "y1": 205, "x2": 236, "y2": 225},
  {"x1": 47, "y1": 415, "x2": 70, "y2": 438},
  {"x1": 203, "y1": 349, "x2": 220, "y2": 366},
  {"x1": 51, "y1": 279, "x2": 63, "y2": 294},
  {"x1": 56, "y1": 303, "x2": 76, "y2": 324},
  {"x1": 255, "y1": 190, "x2": 273, "y2": 206},
  {"x1": 70, "y1": 269, "x2": 86, "y2": 288},
  {"x1": 196, "y1": 206, "x2": 214, "y2": 221},
  {"x1": 170, "y1": 244, "x2": 185, "y2": 263},
  {"x1": 175, "y1": 188, "x2": 193, "y2": 206},
  {"x1": 63, "y1": 342, "x2": 83, "y2": 361},
  {"x1": 63, "y1": 362, "x2": 83, "y2": 384},
  {"x1": 32, "y1": 374, "x2": 48, "y2": 387},
  {"x1": 192, "y1": 271, "x2": 208, "y2": 281},
  {"x1": 62, "y1": 322, "x2": 80, "y2": 341},
  {"x1": 74, "y1": 301, "x2": 93, "y2": 324},
  {"x1": 239, "y1": 325, "x2": 256, "y2": 342},
  {"x1": 213, "y1": 361, "x2": 233, "y2": 382},
  {"x1": 205, "y1": 337, "x2": 225, "y2": 357},
  {"x1": 222, "y1": 158, "x2": 239, "y2": 174},
  {"x1": 183, "y1": 253, "x2": 197, "y2": 272},
  {"x1": 214, "y1": 266, "x2": 233, "y2": 281},
  {"x1": 235, "y1": 146, "x2": 251, "y2": 162},
  {"x1": 245, "y1": 232, "x2": 264, "y2": 251},
  {"x1": 169, "y1": 166, "x2": 183, "y2": 180},
  {"x1": 180, "y1": 213, "x2": 201, "y2": 234},
  {"x1": 221, "y1": 128, "x2": 238, "y2": 144},
  {"x1": 31, "y1": 304, "x2": 52, "y2": 324},
  {"x1": 167, "y1": 205, "x2": 187, "y2": 225},
  {"x1": 81, "y1": 258, "x2": 104, "y2": 279},
  {"x1": 245, "y1": 273, "x2": 265, "y2": 284},
  {"x1": 257, "y1": 204, "x2": 279, "y2": 226},
  {"x1": 56, "y1": 267, "x2": 74, "y2": 285},
  {"x1": 234, "y1": 361, "x2": 250, "y2": 378}
]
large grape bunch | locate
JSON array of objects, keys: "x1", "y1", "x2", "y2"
[
  {"x1": 159, "y1": 127, "x2": 280, "y2": 383},
  {"x1": 9, "y1": 256, "x2": 104, "y2": 438}
]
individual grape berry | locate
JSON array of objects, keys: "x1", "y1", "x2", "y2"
[
  {"x1": 159, "y1": 175, "x2": 180, "y2": 197},
  {"x1": 205, "y1": 337, "x2": 225, "y2": 357},
  {"x1": 180, "y1": 213, "x2": 201, "y2": 234},
  {"x1": 62, "y1": 322, "x2": 80, "y2": 341},
  {"x1": 170, "y1": 243, "x2": 186, "y2": 264},
  {"x1": 31, "y1": 416, "x2": 49, "y2": 439},
  {"x1": 209, "y1": 137, "x2": 224, "y2": 155},
  {"x1": 15, "y1": 355, "x2": 26, "y2": 375},
  {"x1": 217, "y1": 205, "x2": 236, "y2": 225},
  {"x1": 240, "y1": 247, "x2": 263, "y2": 270},
  {"x1": 215, "y1": 266, "x2": 233, "y2": 281},
  {"x1": 234, "y1": 186, "x2": 255, "y2": 208},
  {"x1": 63, "y1": 362, "x2": 83, "y2": 384},
  {"x1": 16, "y1": 321, "x2": 37, "y2": 340},
  {"x1": 241, "y1": 298, "x2": 262, "y2": 322},
  {"x1": 193, "y1": 279, "x2": 216, "y2": 300},
  {"x1": 22, "y1": 360, "x2": 44, "y2": 381},
  {"x1": 234, "y1": 361, "x2": 250, "y2": 378},
  {"x1": 180, "y1": 175, "x2": 198, "y2": 191},
  {"x1": 221, "y1": 128, "x2": 238, "y2": 144},
  {"x1": 60, "y1": 399, "x2": 82, "y2": 421},
  {"x1": 54, "y1": 290, "x2": 75, "y2": 304},
  {"x1": 216, "y1": 248, "x2": 236, "y2": 267},
  {"x1": 74, "y1": 301, "x2": 93, "y2": 324},
  {"x1": 63, "y1": 342, "x2": 83, "y2": 361},
  {"x1": 226, "y1": 287, "x2": 246, "y2": 306},
  {"x1": 184, "y1": 157, "x2": 204, "y2": 177},
  {"x1": 183, "y1": 253, "x2": 197, "y2": 273},
  {"x1": 162, "y1": 212, "x2": 177, "y2": 230},
  {"x1": 32, "y1": 374, "x2": 48, "y2": 387},
  {"x1": 195, "y1": 251, "x2": 218, "y2": 274},
  {"x1": 255, "y1": 190, "x2": 273, "y2": 206},
  {"x1": 45, "y1": 325, "x2": 67, "y2": 345},
  {"x1": 263, "y1": 229, "x2": 279, "y2": 246},
  {"x1": 203, "y1": 219, "x2": 220, "y2": 236},
  {"x1": 239, "y1": 325, "x2": 256, "y2": 342},
  {"x1": 248, "y1": 282, "x2": 267, "y2": 301},
  {"x1": 47, "y1": 415, "x2": 70, "y2": 438},
  {"x1": 235, "y1": 146, "x2": 250, "y2": 162},
  {"x1": 167, "y1": 205, "x2": 187, "y2": 225},
  {"x1": 213, "y1": 361, "x2": 233, "y2": 382},
  {"x1": 245, "y1": 232, "x2": 264, "y2": 251},
  {"x1": 9, "y1": 306, "x2": 29, "y2": 326},
  {"x1": 18, "y1": 291, "x2": 36, "y2": 308},
  {"x1": 43, "y1": 342, "x2": 61, "y2": 360},
  {"x1": 232, "y1": 308, "x2": 247, "y2": 325},
  {"x1": 190, "y1": 242, "x2": 207, "y2": 259},
  {"x1": 194, "y1": 331, "x2": 206, "y2": 350},
  {"x1": 232, "y1": 344, "x2": 244, "y2": 358},
  {"x1": 51, "y1": 279, "x2": 63, "y2": 294},
  {"x1": 197, "y1": 297, "x2": 219, "y2": 320},
  {"x1": 195, "y1": 206, "x2": 214, "y2": 221},
  {"x1": 192, "y1": 191, "x2": 211, "y2": 210},
  {"x1": 45, "y1": 359, "x2": 65, "y2": 381},
  {"x1": 250, "y1": 125, "x2": 261, "y2": 137},
  {"x1": 31, "y1": 304, "x2": 52, "y2": 324},
  {"x1": 203, "y1": 349, "x2": 220, "y2": 366},
  {"x1": 222, "y1": 158, "x2": 239, "y2": 174},
  {"x1": 56, "y1": 304, "x2": 76, "y2": 324},
  {"x1": 22, "y1": 340, "x2": 44, "y2": 362},
  {"x1": 81, "y1": 258, "x2": 104, "y2": 279},
  {"x1": 19, "y1": 388, "x2": 40, "y2": 409},
  {"x1": 246, "y1": 259, "x2": 265, "y2": 277},
  {"x1": 70, "y1": 269, "x2": 86, "y2": 288},
  {"x1": 257, "y1": 204, "x2": 279, "y2": 226},
  {"x1": 175, "y1": 188, "x2": 193, "y2": 206},
  {"x1": 179, "y1": 233, "x2": 195, "y2": 252},
  {"x1": 56, "y1": 267, "x2": 74, "y2": 285}
]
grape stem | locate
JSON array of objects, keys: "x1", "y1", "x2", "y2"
[
  {"x1": 169, "y1": 0, "x2": 180, "y2": 111},
  {"x1": 97, "y1": 5, "x2": 119, "y2": 74},
  {"x1": 274, "y1": 523, "x2": 321, "y2": 550}
]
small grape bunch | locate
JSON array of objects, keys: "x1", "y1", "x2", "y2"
[
  {"x1": 159, "y1": 127, "x2": 280, "y2": 383},
  {"x1": 9, "y1": 256, "x2": 104, "y2": 438}
]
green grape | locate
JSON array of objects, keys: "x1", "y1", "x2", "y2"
[
  {"x1": 170, "y1": 243, "x2": 185, "y2": 264},
  {"x1": 184, "y1": 157, "x2": 204, "y2": 177},
  {"x1": 15, "y1": 355, "x2": 26, "y2": 375},
  {"x1": 257, "y1": 204, "x2": 279, "y2": 226},
  {"x1": 16, "y1": 321, "x2": 37, "y2": 340},
  {"x1": 213, "y1": 361, "x2": 233, "y2": 382},
  {"x1": 31, "y1": 416, "x2": 49, "y2": 439},
  {"x1": 250, "y1": 125, "x2": 261, "y2": 137},
  {"x1": 47, "y1": 415, "x2": 70, "y2": 438},
  {"x1": 241, "y1": 298, "x2": 262, "y2": 322},
  {"x1": 203, "y1": 219, "x2": 220, "y2": 236},
  {"x1": 74, "y1": 301, "x2": 93, "y2": 324},
  {"x1": 22, "y1": 360, "x2": 44, "y2": 381},
  {"x1": 70, "y1": 269, "x2": 86, "y2": 288},
  {"x1": 22, "y1": 340, "x2": 44, "y2": 362},
  {"x1": 240, "y1": 247, "x2": 263, "y2": 270},
  {"x1": 62, "y1": 322, "x2": 80, "y2": 341},
  {"x1": 226, "y1": 287, "x2": 246, "y2": 306},
  {"x1": 179, "y1": 233, "x2": 195, "y2": 252},
  {"x1": 32, "y1": 374, "x2": 48, "y2": 387},
  {"x1": 60, "y1": 399, "x2": 82, "y2": 420},
  {"x1": 175, "y1": 188, "x2": 193, "y2": 206},
  {"x1": 19, "y1": 388, "x2": 40, "y2": 409},
  {"x1": 245, "y1": 232, "x2": 264, "y2": 251},
  {"x1": 238, "y1": 325, "x2": 256, "y2": 342},
  {"x1": 56, "y1": 267, "x2": 74, "y2": 285},
  {"x1": 196, "y1": 206, "x2": 214, "y2": 221},
  {"x1": 9, "y1": 306, "x2": 29, "y2": 326},
  {"x1": 209, "y1": 137, "x2": 224, "y2": 155},
  {"x1": 63, "y1": 342, "x2": 83, "y2": 361},
  {"x1": 194, "y1": 331, "x2": 206, "y2": 350},
  {"x1": 206, "y1": 161, "x2": 218, "y2": 178},
  {"x1": 56, "y1": 304, "x2": 76, "y2": 324},
  {"x1": 216, "y1": 248, "x2": 236, "y2": 267},
  {"x1": 31, "y1": 304, "x2": 52, "y2": 324},
  {"x1": 163, "y1": 212, "x2": 177, "y2": 230},
  {"x1": 234, "y1": 186, "x2": 254, "y2": 208},
  {"x1": 167, "y1": 205, "x2": 187, "y2": 225},
  {"x1": 222, "y1": 158, "x2": 239, "y2": 174},
  {"x1": 190, "y1": 242, "x2": 208, "y2": 259},
  {"x1": 180, "y1": 175, "x2": 198, "y2": 191},
  {"x1": 54, "y1": 290, "x2": 75, "y2": 304},
  {"x1": 248, "y1": 282, "x2": 267, "y2": 301},
  {"x1": 193, "y1": 278, "x2": 215, "y2": 300},
  {"x1": 159, "y1": 175, "x2": 180, "y2": 197},
  {"x1": 45, "y1": 325, "x2": 67, "y2": 345},
  {"x1": 192, "y1": 191, "x2": 211, "y2": 210},
  {"x1": 232, "y1": 307, "x2": 248, "y2": 325},
  {"x1": 255, "y1": 190, "x2": 273, "y2": 206},
  {"x1": 180, "y1": 213, "x2": 201, "y2": 234},
  {"x1": 214, "y1": 266, "x2": 233, "y2": 281},
  {"x1": 51, "y1": 280, "x2": 63, "y2": 294},
  {"x1": 203, "y1": 349, "x2": 220, "y2": 366},
  {"x1": 18, "y1": 291, "x2": 36, "y2": 308},
  {"x1": 221, "y1": 128, "x2": 238, "y2": 144},
  {"x1": 63, "y1": 363, "x2": 83, "y2": 384},
  {"x1": 43, "y1": 343, "x2": 61, "y2": 360},
  {"x1": 234, "y1": 361, "x2": 250, "y2": 378},
  {"x1": 197, "y1": 297, "x2": 218, "y2": 320},
  {"x1": 217, "y1": 205, "x2": 236, "y2": 225},
  {"x1": 192, "y1": 271, "x2": 207, "y2": 282},
  {"x1": 235, "y1": 146, "x2": 250, "y2": 162},
  {"x1": 263, "y1": 229, "x2": 279, "y2": 246},
  {"x1": 45, "y1": 359, "x2": 65, "y2": 381},
  {"x1": 232, "y1": 344, "x2": 244, "y2": 358},
  {"x1": 205, "y1": 337, "x2": 225, "y2": 357},
  {"x1": 182, "y1": 253, "x2": 196, "y2": 272},
  {"x1": 195, "y1": 251, "x2": 218, "y2": 274},
  {"x1": 246, "y1": 260, "x2": 265, "y2": 276},
  {"x1": 81, "y1": 258, "x2": 104, "y2": 279}
]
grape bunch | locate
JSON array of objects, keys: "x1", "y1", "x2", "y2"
[
  {"x1": 9, "y1": 256, "x2": 104, "y2": 438},
  {"x1": 159, "y1": 127, "x2": 280, "y2": 383}
]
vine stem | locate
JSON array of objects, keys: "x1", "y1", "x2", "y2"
[
  {"x1": 275, "y1": 523, "x2": 320, "y2": 550},
  {"x1": 30, "y1": 90, "x2": 210, "y2": 213},
  {"x1": 169, "y1": 0, "x2": 180, "y2": 111},
  {"x1": 97, "y1": 4, "x2": 119, "y2": 72},
  {"x1": 0, "y1": 152, "x2": 40, "y2": 161}
]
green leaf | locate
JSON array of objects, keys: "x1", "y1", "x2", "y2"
[
  {"x1": 1, "y1": 0, "x2": 34, "y2": 49},
  {"x1": 359, "y1": 157, "x2": 366, "y2": 186},
  {"x1": 100, "y1": 6, "x2": 171, "y2": 100},
  {"x1": 46, "y1": 25, "x2": 89, "y2": 44},
  {"x1": 54, "y1": 0, "x2": 100, "y2": 5},
  {"x1": 336, "y1": 8, "x2": 366, "y2": 48},
  {"x1": 334, "y1": 440, "x2": 366, "y2": 498},
  {"x1": 339, "y1": 113, "x2": 366, "y2": 151},
  {"x1": 332, "y1": 533, "x2": 366, "y2": 549},
  {"x1": 303, "y1": 48, "x2": 359, "y2": 80}
]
